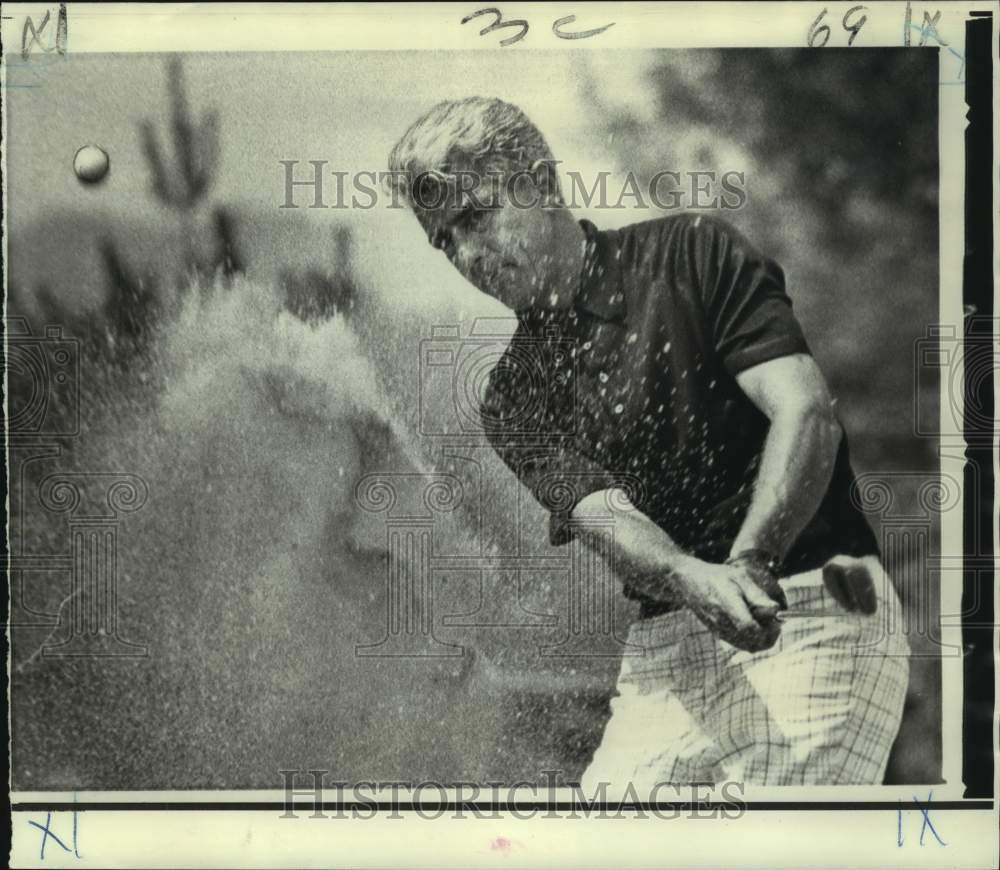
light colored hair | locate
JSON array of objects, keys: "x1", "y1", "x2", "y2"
[{"x1": 386, "y1": 97, "x2": 561, "y2": 208}]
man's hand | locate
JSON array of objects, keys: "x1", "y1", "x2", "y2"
[
  {"x1": 570, "y1": 489, "x2": 787, "y2": 650},
  {"x1": 675, "y1": 559, "x2": 785, "y2": 652}
]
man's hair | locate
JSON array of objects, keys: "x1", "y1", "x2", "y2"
[{"x1": 386, "y1": 97, "x2": 562, "y2": 209}]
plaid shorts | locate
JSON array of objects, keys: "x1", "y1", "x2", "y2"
[{"x1": 582, "y1": 556, "x2": 910, "y2": 789}]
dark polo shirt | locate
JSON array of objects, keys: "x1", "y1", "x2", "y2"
[{"x1": 479, "y1": 214, "x2": 879, "y2": 618}]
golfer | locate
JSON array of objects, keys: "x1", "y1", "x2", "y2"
[{"x1": 387, "y1": 97, "x2": 908, "y2": 787}]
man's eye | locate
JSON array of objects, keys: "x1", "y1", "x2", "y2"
[{"x1": 463, "y1": 208, "x2": 490, "y2": 228}]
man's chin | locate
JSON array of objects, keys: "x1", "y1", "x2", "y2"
[
  {"x1": 494, "y1": 289, "x2": 536, "y2": 314},
  {"x1": 471, "y1": 274, "x2": 535, "y2": 312}
]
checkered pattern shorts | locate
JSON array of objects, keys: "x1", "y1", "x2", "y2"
[{"x1": 582, "y1": 556, "x2": 910, "y2": 788}]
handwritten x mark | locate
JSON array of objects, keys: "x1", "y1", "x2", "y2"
[
  {"x1": 913, "y1": 790, "x2": 947, "y2": 847},
  {"x1": 28, "y1": 809, "x2": 81, "y2": 860}
]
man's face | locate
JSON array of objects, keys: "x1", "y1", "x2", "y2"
[{"x1": 414, "y1": 170, "x2": 560, "y2": 312}]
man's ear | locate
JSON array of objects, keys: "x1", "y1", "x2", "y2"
[{"x1": 529, "y1": 158, "x2": 563, "y2": 206}]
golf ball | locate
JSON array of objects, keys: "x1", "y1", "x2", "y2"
[{"x1": 74, "y1": 144, "x2": 110, "y2": 184}]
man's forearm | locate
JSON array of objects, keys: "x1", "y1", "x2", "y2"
[
  {"x1": 730, "y1": 404, "x2": 842, "y2": 562},
  {"x1": 569, "y1": 490, "x2": 699, "y2": 602}
]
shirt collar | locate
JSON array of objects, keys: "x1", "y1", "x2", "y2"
[
  {"x1": 575, "y1": 219, "x2": 626, "y2": 323},
  {"x1": 515, "y1": 219, "x2": 626, "y2": 334}
]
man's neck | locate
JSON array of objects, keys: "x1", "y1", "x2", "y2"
[{"x1": 516, "y1": 215, "x2": 588, "y2": 315}]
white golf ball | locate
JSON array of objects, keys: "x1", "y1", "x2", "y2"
[{"x1": 74, "y1": 144, "x2": 110, "y2": 184}]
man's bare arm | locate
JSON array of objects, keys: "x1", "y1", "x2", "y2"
[
  {"x1": 565, "y1": 352, "x2": 841, "y2": 650},
  {"x1": 570, "y1": 491, "x2": 699, "y2": 600},
  {"x1": 730, "y1": 353, "x2": 842, "y2": 561},
  {"x1": 570, "y1": 491, "x2": 783, "y2": 651}
]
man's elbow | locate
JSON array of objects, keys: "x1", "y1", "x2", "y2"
[{"x1": 776, "y1": 397, "x2": 842, "y2": 449}]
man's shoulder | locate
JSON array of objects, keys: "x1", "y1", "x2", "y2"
[
  {"x1": 606, "y1": 213, "x2": 774, "y2": 277},
  {"x1": 584, "y1": 213, "x2": 748, "y2": 283},
  {"x1": 594, "y1": 212, "x2": 749, "y2": 267},
  {"x1": 611, "y1": 211, "x2": 744, "y2": 246}
]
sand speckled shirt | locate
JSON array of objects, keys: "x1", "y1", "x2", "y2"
[{"x1": 480, "y1": 214, "x2": 879, "y2": 617}]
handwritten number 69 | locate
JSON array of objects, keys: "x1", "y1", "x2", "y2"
[{"x1": 808, "y1": 6, "x2": 869, "y2": 47}]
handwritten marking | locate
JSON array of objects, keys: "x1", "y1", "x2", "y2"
[
  {"x1": 2, "y1": 56, "x2": 54, "y2": 90},
  {"x1": 935, "y1": 46, "x2": 967, "y2": 86},
  {"x1": 20, "y1": 2, "x2": 67, "y2": 60},
  {"x1": 914, "y1": 792, "x2": 947, "y2": 846},
  {"x1": 552, "y1": 14, "x2": 615, "y2": 40},
  {"x1": 947, "y1": 46, "x2": 965, "y2": 81},
  {"x1": 461, "y1": 8, "x2": 529, "y2": 47},
  {"x1": 28, "y1": 807, "x2": 81, "y2": 860},
  {"x1": 842, "y1": 5, "x2": 868, "y2": 46},
  {"x1": 902, "y1": 22, "x2": 964, "y2": 84},
  {"x1": 807, "y1": 8, "x2": 831, "y2": 47},
  {"x1": 904, "y1": 3, "x2": 948, "y2": 46},
  {"x1": 897, "y1": 790, "x2": 947, "y2": 847},
  {"x1": 462, "y1": 8, "x2": 614, "y2": 46},
  {"x1": 807, "y1": 6, "x2": 868, "y2": 47}
]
